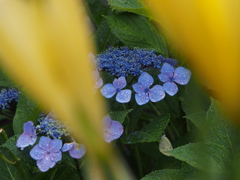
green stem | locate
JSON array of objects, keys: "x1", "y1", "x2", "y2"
[
  {"x1": 148, "y1": 102, "x2": 161, "y2": 116},
  {"x1": 135, "y1": 146, "x2": 143, "y2": 178},
  {"x1": 0, "y1": 153, "x2": 17, "y2": 165},
  {"x1": 0, "y1": 128, "x2": 8, "y2": 142},
  {"x1": 169, "y1": 120, "x2": 181, "y2": 138},
  {"x1": 74, "y1": 159, "x2": 82, "y2": 180}
]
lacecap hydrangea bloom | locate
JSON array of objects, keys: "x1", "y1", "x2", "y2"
[
  {"x1": 133, "y1": 72, "x2": 165, "y2": 105},
  {"x1": 158, "y1": 63, "x2": 191, "y2": 96},
  {"x1": 16, "y1": 121, "x2": 37, "y2": 150},
  {"x1": 0, "y1": 88, "x2": 20, "y2": 109},
  {"x1": 62, "y1": 142, "x2": 86, "y2": 159},
  {"x1": 30, "y1": 136, "x2": 62, "y2": 172},
  {"x1": 103, "y1": 116, "x2": 124, "y2": 143}
]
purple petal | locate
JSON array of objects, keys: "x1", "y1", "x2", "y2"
[
  {"x1": 37, "y1": 155, "x2": 53, "y2": 172},
  {"x1": 30, "y1": 145, "x2": 46, "y2": 160},
  {"x1": 95, "y1": 77, "x2": 103, "y2": 89},
  {"x1": 69, "y1": 144, "x2": 86, "y2": 159},
  {"x1": 23, "y1": 121, "x2": 35, "y2": 135},
  {"x1": 165, "y1": 58, "x2": 178, "y2": 66},
  {"x1": 116, "y1": 90, "x2": 131, "y2": 103},
  {"x1": 135, "y1": 92, "x2": 149, "y2": 105},
  {"x1": 103, "y1": 116, "x2": 112, "y2": 128},
  {"x1": 16, "y1": 133, "x2": 37, "y2": 150},
  {"x1": 62, "y1": 143, "x2": 74, "y2": 152},
  {"x1": 173, "y1": 67, "x2": 191, "y2": 85},
  {"x1": 49, "y1": 139, "x2": 62, "y2": 153},
  {"x1": 158, "y1": 63, "x2": 174, "y2": 82},
  {"x1": 149, "y1": 85, "x2": 165, "y2": 102},
  {"x1": 93, "y1": 69, "x2": 100, "y2": 79},
  {"x1": 132, "y1": 82, "x2": 145, "y2": 93},
  {"x1": 138, "y1": 72, "x2": 153, "y2": 88},
  {"x1": 100, "y1": 84, "x2": 116, "y2": 98},
  {"x1": 50, "y1": 151, "x2": 62, "y2": 162},
  {"x1": 38, "y1": 136, "x2": 51, "y2": 150},
  {"x1": 49, "y1": 161, "x2": 56, "y2": 168},
  {"x1": 104, "y1": 120, "x2": 124, "y2": 143},
  {"x1": 163, "y1": 82, "x2": 178, "y2": 96},
  {"x1": 112, "y1": 76, "x2": 127, "y2": 89}
]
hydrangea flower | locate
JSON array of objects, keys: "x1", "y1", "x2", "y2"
[
  {"x1": 62, "y1": 142, "x2": 86, "y2": 159},
  {"x1": 0, "y1": 88, "x2": 20, "y2": 109},
  {"x1": 36, "y1": 113, "x2": 70, "y2": 139},
  {"x1": 158, "y1": 63, "x2": 191, "y2": 96},
  {"x1": 93, "y1": 69, "x2": 103, "y2": 89},
  {"x1": 16, "y1": 121, "x2": 37, "y2": 150},
  {"x1": 30, "y1": 136, "x2": 62, "y2": 172},
  {"x1": 103, "y1": 116, "x2": 124, "y2": 143},
  {"x1": 132, "y1": 72, "x2": 165, "y2": 105},
  {"x1": 100, "y1": 76, "x2": 132, "y2": 103}
]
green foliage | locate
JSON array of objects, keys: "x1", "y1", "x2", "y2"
[
  {"x1": 141, "y1": 169, "x2": 184, "y2": 180},
  {"x1": 108, "y1": 109, "x2": 133, "y2": 124},
  {"x1": 106, "y1": 13, "x2": 168, "y2": 56}
]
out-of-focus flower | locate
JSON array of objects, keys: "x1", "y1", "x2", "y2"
[
  {"x1": 16, "y1": 121, "x2": 37, "y2": 150},
  {"x1": 93, "y1": 69, "x2": 103, "y2": 89},
  {"x1": 158, "y1": 63, "x2": 191, "y2": 96},
  {"x1": 101, "y1": 76, "x2": 132, "y2": 103},
  {"x1": 133, "y1": 72, "x2": 165, "y2": 105},
  {"x1": 0, "y1": 88, "x2": 20, "y2": 109},
  {"x1": 30, "y1": 136, "x2": 62, "y2": 172},
  {"x1": 103, "y1": 116, "x2": 124, "y2": 143},
  {"x1": 62, "y1": 142, "x2": 86, "y2": 159}
]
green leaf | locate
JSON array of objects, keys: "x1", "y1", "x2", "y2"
[
  {"x1": 13, "y1": 93, "x2": 41, "y2": 135},
  {"x1": 106, "y1": 13, "x2": 168, "y2": 56},
  {"x1": 108, "y1": 109, "x2": 133, "y2": 124},
  {"x1": 121, "y1": 114, "x2": 170, "y2": 144},
  {"x1": 107, "y1": 0, "x2": 151, "y2": 18},
  {"x1": 141, "y1": 169, "x2": 184, "y2": 180},
  {"x1": 167, "y1": 143, "x2": 231, "y2": 172}
]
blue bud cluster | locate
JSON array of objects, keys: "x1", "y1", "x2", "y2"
[
  {"x1": 97, "y1": 47, "x2": 173, "y2": 77},
  {"x1": 0, "y1": 88, "x2": 20, "y2": 109},
  {"x1": 36, "y1": 117, "x2": 70, "y2": 139}
]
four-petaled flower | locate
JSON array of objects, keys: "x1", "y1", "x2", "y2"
[
  {"x1": 101, "y1": 76, "x2": 131, "y2": 103},
  {"x1": 103, "y1": 116, "x2": 124, "y2": 143},
  {"x1": 132, "y1": 72, "x2": 165, "y2": 105},
  {"x1": 16, "y1": 121, "x2": 37, "y2": 150},
  {"x1": 62, "y1": 142, "x2": 86, "y2": 159},
  {"x1": 30, "y1": 136, "x2": 62, "y2": 172},
  {"x1": 158, "y1": 63, "x2": 191, "y2": 96}
]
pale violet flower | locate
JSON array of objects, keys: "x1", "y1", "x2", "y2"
[
  {"x1": 132, "y1": 72, "x2": 165, "y2": 105},
  {"x1": 30, "y1": 136, "x2": 62, "y2": 172},
  {"x1": 103, "y1": 116, "x2": 124, "y2": 143},
  {"x1": 62, "y1": 142, "x2": 86, "y2": 159},
  {"x1": 101, "y1": 76, "x2": 131, "y2": 103},
  {"x1": 16, "y1": 121, "x2": 37, "y2": 150},
  {"x1": 93, "y1": 69, "x2": 103, "y2": 89},
  {"x1": 158, "y1": 63, "x2": 191, "y2": 96}
]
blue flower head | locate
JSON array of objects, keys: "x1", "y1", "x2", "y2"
[
  {"x1": 158, "y1": 63, "x2": 191, "y2": 96},
  {"x1": 103, "y1": 116, "x2": 124, "y2": 143},
  {"x1": 62, "y1": 142, "x2": 86, "y2": 159},
  {"x1": 16, "y1": 121, "x2": 37, "y2": 150},
  {"x1": 100, "y1": 76, "x2": 132, "y2": 103},
  {"x1": 30, "y1": 136, "x2": 62, "y2": 172},
  {"x1": 0, "y1": 88, "x2": 20, "y2": 109},
  {"x1": 133, "y1": 72, "x2": 165, "y2": 105},
  {"x1": 36, "y1": 113, "x2": 70, "y2": 139}
]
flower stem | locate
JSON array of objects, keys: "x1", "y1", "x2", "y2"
[
  {"x1": 135, "y1": 146, "x2": 143, "y2": 178},
  {"x1": 74, "y1": 159, "x2": 83, "y2": 180},
  {"x1": 0, "y1": 153, "x2": 17, "y2": 165}
]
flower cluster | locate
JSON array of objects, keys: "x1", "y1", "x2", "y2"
[
  {"x1": 96, "y1": 47, "x2": 191, "y2": 105},
  {"x1": 0, "y1": 88, "x2": 20, "y2": 109},
  {"x1": 16, "y1": 114, "x2": 123, "y2": 172}
]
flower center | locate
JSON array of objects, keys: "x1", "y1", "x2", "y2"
[
  {"x1": 144, "y1": 88, "x2": 149, "y2": 93},
  {"x1": 47, "y1": 151, "x2": 51, "y2": 154}
]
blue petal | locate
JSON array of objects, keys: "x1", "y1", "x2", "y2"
[
  {"x1": 113, "y1": 76, "x2": 127, "y2": 89},
  {"x1": 103, "y1": 116, "x2": 112, "y2": 128},
  {"x1": 158, "y1": 63, "x2": 174, "y2": 82},
  {"x1": 138, "y1": 72, "x2": 153, "y2": 88},
  {"x1": 69, "y1": 144, "x2": 86, "y2": 159},
  {"x1": 132, "y1": 82, "x2": 145, "y2": 93},
  {"x1": 62, "y1": 143, "x2": 74, "y2": 152},
  {"x1": 135, "y1": 92, "x2": 149, "y2": 105},
  {"x1": 173, "y1": 67, "x2": 191, "y2": 85},
  {"x1": 165, "y1": 58, "x2": 178, "y2": 66},
  {"x1": 16, "y1": 133, "x2": 37, "y2": 150},
  {"x1": 30, "y1": 145, "x2": 46, "y2": 160},
  {"x1": 50, "y1": 151, "x2": 62, "y2": 162},
  {"x1": 49, "y1": 139, "x2": 62, "y2": 153},
  {"x1": 38, "y1": 136, "x2": 51, "y2": 150},
  {"x1": 100, "y1": 84, "x2": 116, "y2": 98},
  {"x1": 149, "y1": 85, "x2": 165, "y2": 102},
  {"x1": 23, "y1": 121, "x2": 35, "y2": 135},
  {"x1": 116, "y1": 90, "x2": 131, "y2": 103},
  {"x1": 163, "y1": 82, "x2": 178, "y2": 96},
  {"x1": 37, "y1": 155, "x2": 53, "y2": 172},
  {"x1": 104, "y1": 120, "x2": 124, "y2": 143}
]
